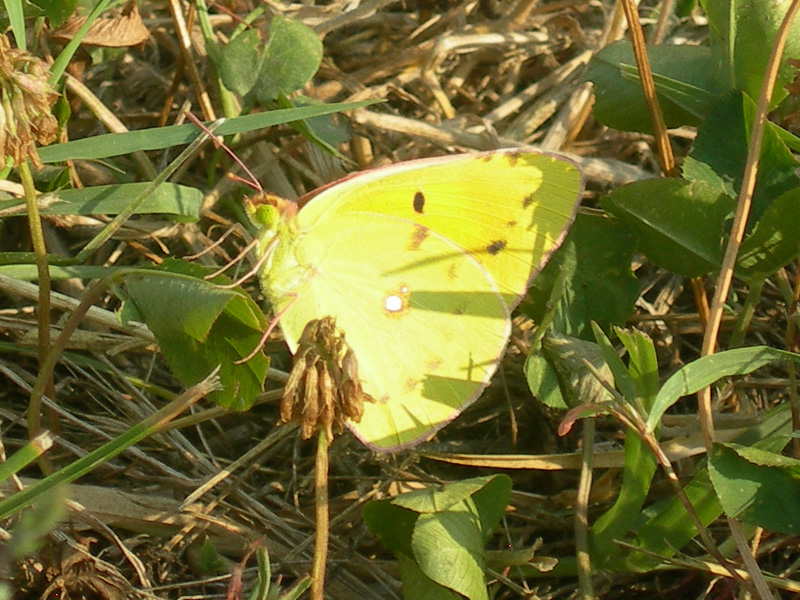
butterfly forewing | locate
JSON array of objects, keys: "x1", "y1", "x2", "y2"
[{"x1": 296, "y1": 149, "x2": 583, "y2": 309}]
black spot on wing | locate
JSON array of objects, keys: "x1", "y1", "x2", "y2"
[
  {"x1": 413, "y1": 191, "x2": 426, "y2": 214},
  {"x1": 522, "y1": 192, "x2": 535, "y2": 209},
  {"x1": 487, "y1": 240, "x2": 507, "y2": 255}
]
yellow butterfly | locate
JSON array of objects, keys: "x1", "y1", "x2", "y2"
[{"x1": 250, "y1": 149, "x2": 583, "y2": 451}]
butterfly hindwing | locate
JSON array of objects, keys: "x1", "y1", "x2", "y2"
[{"x1": 273, "y1": 212, "x2": 510, "y2": 450}]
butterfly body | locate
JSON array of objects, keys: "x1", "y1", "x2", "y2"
[{"x1": 250, "y1": 149, "x2": 583, "y2": 451}]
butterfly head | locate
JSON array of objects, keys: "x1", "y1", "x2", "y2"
[{"x1": 246, "y1": 192, "x2": 298, "y2": 227}]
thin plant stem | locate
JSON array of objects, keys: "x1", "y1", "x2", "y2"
[
  {"x1": 575, "y1": 419, "x2": 595, "y2": 600},
  {"x1": 728, "y1": 519, "x2": 774, "y2": 600},
  {"x1": 20, "y1": 159, "x2": 55, "y2": 448},
  {"x1": 620, "y1": 0, "x2": 676, "y2": 176},
  {"x1": 311, "y1": 429, "x2": 330, "y2": 600}
]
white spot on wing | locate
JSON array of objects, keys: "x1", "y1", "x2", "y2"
[
  {"x1": 384, "y1": 285, "x2": 410, "y2": 315},
  {"x1": 385, "y1": 295, "x2": 403, "y2": 313}
]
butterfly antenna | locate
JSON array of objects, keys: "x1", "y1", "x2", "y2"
[
  {"x1": 235, "y1": 294, "x2": 297, "y2": 364},
  {"x1": 185, "y1": 112, "x2": 264, "y2": 195},
  {"x1": 227, "y1": 172, "x2": 262, "y2": 192}
]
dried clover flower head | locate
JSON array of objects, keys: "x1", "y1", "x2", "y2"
[
  {"x1": 280, "y1": 317, "x2": 375, "y2": 443},
  {"x1": 0, "y1": 35, "x2": 58, "y2": 168}
]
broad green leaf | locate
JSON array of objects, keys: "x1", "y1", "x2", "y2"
[
  {"x1": 525, "y1": 351, "x2": 567, "y2": 409},
  {"x1": 683, "y1": 91, "x2": 799, "y2": 224},
  {"x1": 542, "y1": 404, "x2": 794, "y2": 574},
  {"x1": 525, "y1": 213, "x2": 639, "y2": 338},
  {"x1": 220, "y1": 28, "x2": 262, "y2": 97},
  {"x1": 647, "y1": 346, "x2": 800, "y2": 431},
  {"x1": 582, "y1": 40, "x2": 721, "y2": 132},
  {"x1": 602, "y1": 178, "x2": 735, "y2": 277},
  {"x1": 622, "y1": 403, "x2": 792, "y2": 571},
  {"x1": 278, "y1": 94, "x2": 350, "y2": 158},
  {"x1": 256, "y1": 16, "x2": 323, "y2": 103},
  {"x1": 363, "y1": 476, "x2": 510, "y2": 600},
  {"x1": 30, "y1": 0, "x2": 77, "y2": 26},
  {"x1": 700, "y1": 0, "x2": 800, "y2": 105},
  {"x1": 412, "y1": 502, "x2": 487, "y2": 600},
  {"x1": 37, "y1": 101, "x2": 374, "y2": 162},
  {"x1": 391, "y1": 475, "x2": 507, "y2": 514},
  {"x1": 399, "y1": 556, "x2": 460, "y2": 600},
  {"x1": 709, "y1": 442, "x2": 800, "y2": 534},
  {"x1": 737, "y1": 188, "x2": 800, "y2": 282},
  {"x1": 361, "y1": 500, "x2": 417, "y2": 558},
  {"x1": 122, "y1": 263, "x2": 269, "y2": 410},
  {"x1": 537, "y1": 332, "x2": 615, "y2": 409},
  {"x1": 470, "y1": 475, "x2": 512, "y2": 541}
]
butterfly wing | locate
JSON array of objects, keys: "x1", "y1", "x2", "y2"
[
  {"x1": 297, "y1": 149, "x2": 583, "y2": 308},
  {"x1": 269, "y1": 211, "x2": 510, "y2": 451}
]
